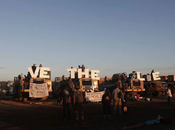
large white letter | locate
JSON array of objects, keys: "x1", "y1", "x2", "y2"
[
  {"x1": 91, "y1": 70, "x2": 100, "y2": 80},
  {"x1": 136, "y1": 72, "x2": 145, "y2": 81},
  {"x1": 28, "y1": 67, "x2": 40, "y2": 78},
  {"x1": 39, "y1": 67, "x2": 50, "y2": 78},
  {"x1": 78, "y1": 68, "x2": 89, "y2": 78},
  {"x1": 67, "y1": 68, "x2": 77, "y2": 79},
  {"x1": 152, "y1": 72, "x2": 161, "y2": 81}
]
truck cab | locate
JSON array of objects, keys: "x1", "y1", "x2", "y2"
[{"x1": 144, "y1": 81, "x2": 168, "y2": 96}]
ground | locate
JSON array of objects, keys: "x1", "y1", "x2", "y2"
[{"x1": 0, "y1": 96, "x2": 174, "y2": 130}]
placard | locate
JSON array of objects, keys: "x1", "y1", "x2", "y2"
[
  {"x1": 85, "y1": 91, "x2": 105, "y2": 102},
  {"x1": 29, "y1": 83, "x2": 48, "y2": 98}
]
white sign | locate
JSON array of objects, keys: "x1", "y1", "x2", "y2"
[
  {"x1": 136, "y1": 72, "x2": 145, "y2": 81},
  {"x1": 132, "y1": 72, "x2": 145, "y2": 81},
  {"x1": 28, "y1": 67, "x2": 50, "y2": 78},
  {"x1": 67, "y1": 68, "x2": 100, "y2": 80},
  {"x1": 152, "y1": 72, "x2": 161, "y2": 81},
  {"x1": 85, "y1": 91, "x2": 105, "y2": 102},
  {"x1": 29, "y1": 83, "x2": 49, "y2": 98}
]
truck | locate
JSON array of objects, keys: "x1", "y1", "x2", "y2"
[
  {"x1": 144, "y1": 81, "x2": 168, "y2": 97},
  {"x1": 143, "y1": 73, "x2": 168, "y2": 97},
  {"x1": 13, "y1": 67, "x2": 52, "y2": 101}
]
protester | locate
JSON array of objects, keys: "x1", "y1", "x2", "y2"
[
  {"x1": 62, "y1": 86, "x2": 71, "y2": 119},
  {"x1": 166, "y1": 86, "x2": 172, "y2": 106},
  {"x1": 112, "y1": 83, "x2": 122, "y2": 115},
  {"x1": 32, "y1": 64, "x2": 36, "y2": 73},
  {"x1": 102, "y1": 89, "x2": 111, "y2": 118},
  {"x1": 73, "y1": 84, "x2": 84, "y2": 125},
  {"x1": 151, "y1": 69, "x2": 154, "y2": 80},
  {"x1": 37, "y1": 64, "x2": 43, "y2": 77}
]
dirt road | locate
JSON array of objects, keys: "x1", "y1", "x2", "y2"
[{"x1": 0, "y1": 96, "x2": 174, "y2": 130}]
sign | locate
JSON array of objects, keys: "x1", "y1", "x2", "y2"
[
  {"x1": 28, "y1": 67, "x2": 50, "y2": 78},
  {"x1": 132, "y1": 71, "x2": 160, "y2": 81},
  {"x1": 85, "y1": 91, "x2": 105, "y2": 102},
  {"x1": 131, "y1": 72, "x2": 145, "y2": 81},
  {"x1": 29, "y1": 83, "x2": 48, "y2": 98},
  {"x1": 67, "y1": 68, "x2": 100, "y2": 80},
  {"x1": 152, "y1": 72, "x2": 161, "y2": 81}
]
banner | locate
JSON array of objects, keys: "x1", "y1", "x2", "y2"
[
  {"x1": 85, "y1": 91, "x2": 105, "y2": 102},
  {"x1": 29, "y1": 83, "x2": 48, "y2": 98}
]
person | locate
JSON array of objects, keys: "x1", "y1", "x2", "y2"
[
  {"x1": 166, "y1": 86, "x2": 172, "y2": 106},
  {"x1": 32, "y1": 64, "x2": 36, "y2": 73},
  {"x1": 73, "y1": 84, "x2": 84, "y2": 125},
  {"x1": 37, "y1": 64, "x2": 43, "y2": 77},
  {"x1": 62, "y1": 86, "x2": 71, "y2": 119},
  {"x1": 151, "y1": 69, "x2": 154, "y2": 81},
  {"x1": 102, "y1": 89, "x2": 111, "y2": 118},
  {"x1": 82, "y1": 64, "x2": 85, "y2": 72},
  {"x1": 151, "y1": 69, "x2": 154, "y2": 74},
  {"x1": 112, "y1": 83, "x2": 122, "y2": 115}
]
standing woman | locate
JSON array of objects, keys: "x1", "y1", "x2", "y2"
[{"x1": 102, "y1": 89, "x2": 111, "y2": 118}]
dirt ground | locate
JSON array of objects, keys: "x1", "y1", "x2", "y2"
[{"x1": 0, "y1": 96, "x2": 175, "y2": 130}]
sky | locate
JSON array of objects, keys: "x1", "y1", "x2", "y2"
[{"x1": 0, "y1": 0, "x2": 175, "y2": 81}]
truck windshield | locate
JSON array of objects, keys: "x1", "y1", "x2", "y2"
[
  {"x1": 133, "y1": 81, "x2": 141, "y2": 86},
  {"x1": 82, "y1": 81, "x2": 92, "y2": 85}
]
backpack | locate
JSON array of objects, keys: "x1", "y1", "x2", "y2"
[
  {"x1": 118, "y1": 91, "x2": 122, "y2": 98},
  {"x1": 75, "y1": 91, "x2": 84, "y2": 103},
  {"x1": 104, "y1": 95, "x2": 110, "y2": 101}
]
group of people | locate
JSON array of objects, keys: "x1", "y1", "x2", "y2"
[
  {"x1": 59, "y1": 82, "x2": 128, "y2": 125},
  {"x1": 102, "y1": 83, "x2": 127, "y2": 118},
  {"x1": 59, "y1": 83, "x2": 85, "y2": 125}
]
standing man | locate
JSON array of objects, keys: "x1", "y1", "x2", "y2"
[
  {"x1": 32, "y1": 64, "x2": 36, "y2": 73},
  {"x1": 62, "y1": 86, "x2": 71, "y2": 119},
  {"x1": 166, "y1": 86, "x2": 172, "y2": 106},
  {"x1": 37, "y1": 64, "x2": 43, "y2": 77},
  {"x1": 102, "y1": 89, "x2": 111, "y2": 118},
  {"x1": 73, "y1": 84, "x2": 84, "y2": 125},
  {"x1": 112, "y1": 83, "x2": 122, "y2": 115}
]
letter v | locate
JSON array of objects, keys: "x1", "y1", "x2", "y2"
[{"x1": 28, "y1": 67, "x2": 40, "y2": 78}]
